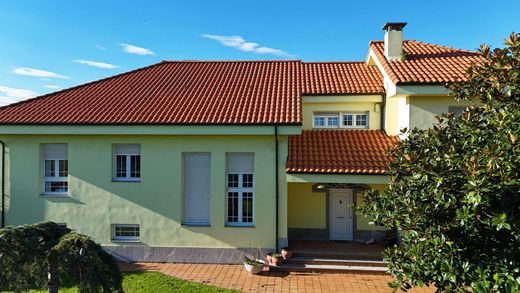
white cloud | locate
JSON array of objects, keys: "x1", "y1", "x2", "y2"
[
  {"x1": 0, "y1": 85, "x2": 37, "y2": 106},
  {"x1": 201, "y1": 34, "x2": 292, "y2": 57},
  {"x1": 96, "y1": 44, "x2": 107, "y2": 50},
  {"x1": 73, "y1": 59, "x2": 118, "y2": 69},
  {"x1": 44, "y1": 85, "x2": 60, "y2": 89},
  {"x1": 120, "y1": 43, "x2": 154, "y2": 55},
  {"x1": 13, "y1": 67, "x2": 69, "y2": 79}
]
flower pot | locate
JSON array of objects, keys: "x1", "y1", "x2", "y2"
[
  {"x1": 271, "y1": 256, "x2": 283, "y2": 266},
  {"x1": 267, "y1": 253, "x2": 283, "y2": 266},
  {"x1": 243, "y1": 261, "x2": 264, "y2": 275},
  {"x1": 281, "y1": 247, "x2": 294, "y2": 260}
]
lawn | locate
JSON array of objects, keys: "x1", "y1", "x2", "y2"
[{"x1": 4, "y1": 271, "x2": 240, "y2": 293}]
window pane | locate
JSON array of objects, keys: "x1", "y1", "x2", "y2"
[
  {"x1": 242, "y1": 174, "x2": 253, "y2": 188},
  {"x1": 130, "y1": 155, "x2": 141, "y2": 178},
  {"x1": 44, "y1": 181, "x2": 68, "y2": 193},
  {"x1": 227, "y1": 192, "x2": 239, "y2": 222},
  {"x1": 343, "y1": 115, "x2": 353, "y2": 126},
  {"x1": 242, "y1": 192, "x2": 253, "y2": 223},
  {"x1": 314, "y1": 117, "x2": 325, "y2": 126},
  {"x1": 356, "y1": 114, "x2": 367, "y2": 126},
  {"x1": 44, "y1": 160, "x2": 55, "y2": 177},
  {"x1": 58, "y1": 160, "x2": 68, "y2": 177},
  {"x1": 116, "y1": 155, "x2": 126, "y2": 178},
  {"x1": 115, "y1": 226, "x2": 140, "y2": 237},
  {"x1": 327, "y1": 116, "x2": 339, "y2": 127},
  {"x1": 227, "y1": 174, "x2": 239, "y2": 188}
]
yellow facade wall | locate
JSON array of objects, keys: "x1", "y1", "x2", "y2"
[
  {"x1": 302, "y1": 100, "x2": 382, "y2": 130},
  {"x1": 288, "y1": 183, "x2": 326, "y2": 229},
  {"x1": 409, "y1": 96, "x2": 474, "y2": 130}
]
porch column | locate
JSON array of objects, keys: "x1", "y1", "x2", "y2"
[{"x1": 277, "y1": 135, "x2": 289, "y2": 249}]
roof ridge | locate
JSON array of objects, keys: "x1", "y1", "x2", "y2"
[
  {"x1": 302, "y1": 61, "x2": 366, "y2": 64},
  {"x1": 0, "y1": 61, "x2": 170, "y2": 111},
  {"x1": 404, "y1": 40, "x2": 478, "y2": 54},
  {"x1": 160, "y1": 59, "x2": 302, "y2": 63}
]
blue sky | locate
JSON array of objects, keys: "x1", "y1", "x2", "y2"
[{"x1": 0, "y1": 0, "x2": 518, "y2": 105}]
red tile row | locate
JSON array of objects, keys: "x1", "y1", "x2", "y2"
[{"x1": 286, "y1": 129, "x2": 399, "y2": 174}]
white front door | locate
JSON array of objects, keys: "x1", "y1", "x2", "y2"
[{"x1": 329, "y1": 189, "x2": 353, "y2": 241}]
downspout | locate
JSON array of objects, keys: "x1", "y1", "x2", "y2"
[
  {"x1": 274, "y1": 125, "x2": 279, "y2": 252},
  {"x1": 0, "y1": 140, "x2": 5, "y2": 228}
]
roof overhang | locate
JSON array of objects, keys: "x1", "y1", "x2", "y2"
[
  {"x1": 0, "y1": 124, "x2": 302, "y2": 136},
  {"x1": 286, "y1": 173, "x2": 389, "y2": 184},
  {"x1": 302, "y1": 94, "x2": 383, "y2": 103}
]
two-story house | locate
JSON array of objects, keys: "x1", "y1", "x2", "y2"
[{"x1": 0, "y1": 23, "x2": 481, "y2": 264}]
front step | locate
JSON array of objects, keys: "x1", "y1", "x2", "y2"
[
  {"x1": 294, "y1": 251, "x2": 383, "y2": 261},
  {"x1": 268, "y1": 250, "x2": 388, "y2": 274},
  {"x1": 287, "y1": 256, "x2": 387, "y2": 267},
  {"x1": 269, "y1": 263, "x2": 389, "y2": 273}
]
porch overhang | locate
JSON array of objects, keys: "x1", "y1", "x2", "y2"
[{"x1": 286, "y1": 173, "x2": 389, "y2": 184}]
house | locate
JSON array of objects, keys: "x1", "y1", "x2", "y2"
[{"x1": 0, "y1": 23, "x2": 481, "y2": 263}]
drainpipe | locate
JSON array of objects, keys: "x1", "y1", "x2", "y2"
[
  {"x1": 274, "y1": 125, "x2": 279, "y2": 252},
  {"x1": 0, "y1": 140, "x2": 5, "y2": 228}
]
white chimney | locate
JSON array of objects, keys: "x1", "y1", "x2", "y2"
[{"x1": 383, "y1": 22, "x2": 407, "y2": 61}]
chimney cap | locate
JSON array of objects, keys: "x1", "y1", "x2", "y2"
[{"x1": 382, "y1": 22, "x2": 407, "y2": 31}]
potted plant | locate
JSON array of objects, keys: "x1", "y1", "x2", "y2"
[
  {"x1": 243, "y1": 256, "x2": 264, "y2": 274},
  {"x1": 281, "y1": 247, "x2": 294, "y2": 260},
  {"x1": 243, "y1": 248, "x2": 265, "y2": 274},
  {"x1": 269, "y1": 252, "x2": 284, "y2": 266}
]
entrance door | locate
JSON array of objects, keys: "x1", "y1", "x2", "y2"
[{"x1": 329, "y1": 189, "x2": 353, "y2": 241}]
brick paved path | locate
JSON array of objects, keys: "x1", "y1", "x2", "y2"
[{"x1": 120, "y1": 262, "x2": 434, "y2": 293}]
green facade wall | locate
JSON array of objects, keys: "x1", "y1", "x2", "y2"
[{"x1": 1, "y1": 133, "x2": 287, "y2": 250}]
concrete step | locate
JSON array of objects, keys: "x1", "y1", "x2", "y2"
[
  {"x1": 269, "y1": 263, "x2": 389, "y2": 274},
  {"x1": 294, "y1": 251, "x2": 383, "y2": 261},
  {"x1": 286, "y1": 256, "x2": 387, "y2": 267}
]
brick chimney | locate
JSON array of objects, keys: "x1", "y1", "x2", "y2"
[{"x1": 382, "y1": 22, "x2": 407, "y2": 61}]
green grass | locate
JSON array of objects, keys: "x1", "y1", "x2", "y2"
[{"x1": 4, "y1": 272, "x2": 241, "y2": 293}]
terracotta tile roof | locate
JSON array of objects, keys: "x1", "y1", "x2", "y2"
[
  {"x1": 0, "y1": 60, "x2": 384, "y2": 125},
  {"x1": 0, "y1": 61, "x2": 302, "y2": 125},
  {"x1": 286, "y1": 129, "x2": 399, "y2": 174},
  {"x1": 302, "y1": 62, "x2": 384, "y2": 94},
  {"x1": 370, "y1": 40, "x2": 483, "y2": 84}
]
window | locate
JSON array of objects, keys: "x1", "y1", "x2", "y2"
[
  {"x1": 313, "y1": 112, "x2": 369, "y2": 129},
  {"x1": 113, "y1": 144, "x2": 141, "y2": 181},
  {"x1": 313, "y1": 114, "x2": 340, "y2": 128},
  {"x1": 342, "y1": 113, "x2": 368, "y2": 128},
  {"x1": 183, "y1": 153, "x2": 211, "y2": 226},
  {"x1": 42, "y1": 144, "x2": 68, "y2": 195},
  {"x1": 112, "y1": 224, "x2": 140, "y2": 241},
  {"x1": 226, "y1": 153, "x2": 254, "y2": 226},
  {"x1": 448, "y1": 106, "x2": 466, "y2": 117}
]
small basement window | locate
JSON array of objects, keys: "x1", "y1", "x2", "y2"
[{"x1": 112, "y1": 224, "x2": 140, "y2": 241}]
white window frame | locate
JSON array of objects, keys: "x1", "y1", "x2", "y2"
[
  {"x1": 313, "y1": 113, "x2": 340, "y2": 128},
  {"x1": 111, "y1": 224, "x2": 140, "y2": 242},
  {"x1": 226, "y1": 173, "x2": 255, "y2": 227},
  {"x1": 113, "y1": 144, "x2": 141, "y2": 182},
  {"x1": 42, "y1": 144, "x2": 68, "y2": 196},
  {"x1": 341, "y1": 112, "x2": 369, "y2": 129}
]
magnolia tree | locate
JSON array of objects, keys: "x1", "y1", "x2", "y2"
[
  {"x1": 357, "y1": 33, "x2": 520, "y2": 292},
  {"x1": 0, "y1": 222, "x2": 123, "y2": 293}
]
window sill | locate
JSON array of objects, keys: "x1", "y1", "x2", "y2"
[
  {"x1": 182, "y1": 223, "x2": 211, "y2": 227},
  {"x1": 112, "y1": 179, "x2": 142, "y2": 183},
  {"x1": 111, "y1": 239, "x2": 141, "y2": 243},
  {"x1": 225, "y1": 224, "x2": 255, "y2": 228},
  {"x1": 40, "y1": 193, "x2": 70, "y2": 198}
]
